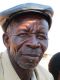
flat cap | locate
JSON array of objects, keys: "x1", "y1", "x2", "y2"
[{"x1": 0, "y1": 3, "x2": 54, "y2": 32}]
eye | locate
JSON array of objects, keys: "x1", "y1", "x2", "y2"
[
  {"x1": 17, "y1": 33, "x2": 28, "y2": 37},
  {"x1": 36, "y1": 33, "x2": 48, "y2": 40}
]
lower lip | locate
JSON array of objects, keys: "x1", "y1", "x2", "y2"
[
  {"x1": 21, "y1": 55, "x2": 40, "y2": 59},
  {"x1": 21, "y1": 55, "x2": 40, "y2": 62},
  {"x1": 21, "y1": 54, "x2": 40, "y2": 57}
]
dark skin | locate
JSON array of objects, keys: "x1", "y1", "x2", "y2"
[
  {"x1": 58, "y1": 72, "x2": 60, "y2": 80},
  {"x1": 3, "y1": 16, "x2": 49, "y2": 80}
]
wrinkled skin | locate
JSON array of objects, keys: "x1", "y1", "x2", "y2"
[{"x1": 3, "y1": 17, "x2": 49, "y2": 80}]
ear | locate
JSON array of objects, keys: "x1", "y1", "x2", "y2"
[{"x1": 3, "y1": 33, "x2": 10, "y2": 48}]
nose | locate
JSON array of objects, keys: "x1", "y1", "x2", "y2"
[{"x1": 26, "y1": 36, "x2": 40, "y2": 49}]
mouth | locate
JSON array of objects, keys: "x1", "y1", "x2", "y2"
[{"x1": 20, "y1": 54, "x2": 41, "y2": 57}]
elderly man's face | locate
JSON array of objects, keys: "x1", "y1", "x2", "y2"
[{"x1": 4, "y1": 17, "x2": 48, "y2": 69}]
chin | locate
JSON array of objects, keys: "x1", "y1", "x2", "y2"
[{"x1": 17, "y1": 61, "x2": 39, "y2": 69}]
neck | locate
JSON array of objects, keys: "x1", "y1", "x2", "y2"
[{"x1": 8, "y1": 51, "x2": 34, "y2": 80}]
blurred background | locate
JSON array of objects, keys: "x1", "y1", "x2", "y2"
[{"x1": 0, "y1": 0, "x2": 60, "y2": 70}]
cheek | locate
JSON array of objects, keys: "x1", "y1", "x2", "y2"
[
  {"x1": 9, "y1": 36, "x2": 24, "y2": 55},
  {"x1": 40, "y1": 40, "x2": 48, "y2": 52},
  {"x1": 9, "y1": 38, "x2": 18, "y2": 55},
  {"x1": 12, "y1": 36, "x2": 22, "y2": 45}
]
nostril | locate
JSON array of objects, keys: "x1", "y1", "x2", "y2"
[{"x1": 26, "y1": 43, "x2": 40, "y2": 49}]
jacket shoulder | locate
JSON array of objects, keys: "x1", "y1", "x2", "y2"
[
  {"x1": 36, "y1": 65, "x2": 54, "y2": 80},
  {"x1": 0, "y1": 52, "x2": 4, "y2": 80}
]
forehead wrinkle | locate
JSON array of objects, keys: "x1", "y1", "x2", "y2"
[
  {"x1": 16, "y1": 19, "x2": 48, "y2": 33},
  {"x1": 7, "y1": 19, "x2": 48, "y2": 34},
  {"x1": 17, "y1": 20, "x2": 37, "y2": 30},
  {"x1": 35, "y1": 20, "x2": 48, "y2": 31}
]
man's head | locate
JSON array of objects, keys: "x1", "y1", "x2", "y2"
[
  {"x1": 49, "y1": 52, "x2": 60, "y2": 80},
  {"x1": 0, "y1": 3, "x2": 53, "y2": 69}
]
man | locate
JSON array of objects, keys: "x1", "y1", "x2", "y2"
[
  {"x1": 0, "y1": 3, "x2": 54, "y2": 80},
  {"x1": 48, "y1": 52, "x2": 60, "y2": 80}
]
